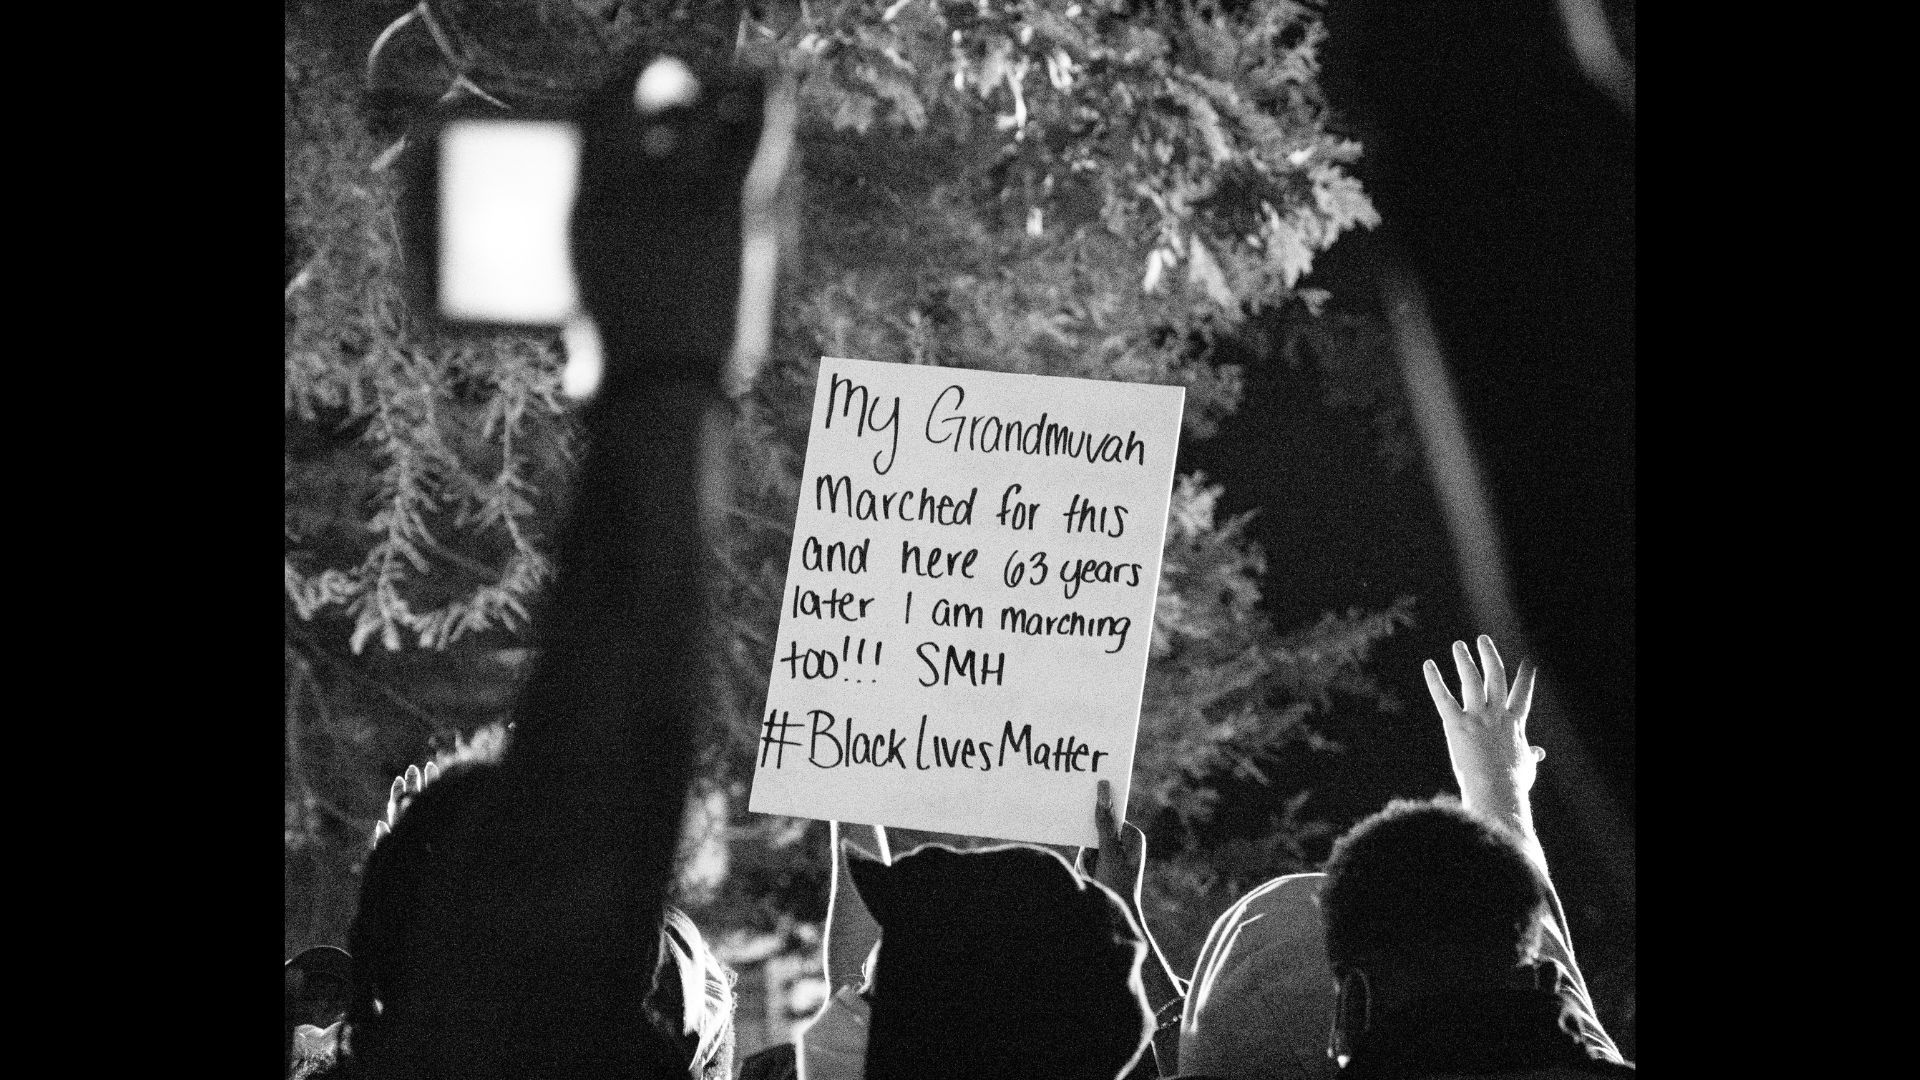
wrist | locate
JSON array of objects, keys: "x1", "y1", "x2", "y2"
[{"x1": 1458, "y1": 778, "x2": 1531, "y2": 828}]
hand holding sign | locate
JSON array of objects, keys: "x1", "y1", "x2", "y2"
[
  {"x1": 749, "y1": 357, "x2": 1184, "y2": 847},
  {"x1": 1076, "y1": 780, "x2": 1187, "y2": 1032},
  {"x1": 1076, "y1": 780, "x2": 1145, "y2": 907}
]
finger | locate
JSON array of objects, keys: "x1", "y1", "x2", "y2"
[
  {"x1": 1423, "y1": 659, "x2": 1462, "y2": 718},
  {"x1": 1477, "y1": 635, "x2": 1507, "y2": 706},
  {"x1": 372, "y1": 820, "x2": 390, "y2": 846},
  {"x1": 423, "y1": 760, "x2": 441, "y2": 785},
  {"x1": 1507, "y1": 663, "x2": 1538, "y2": 730},
  {"x1": 1451, "y1": 640, "x2": 1485, "y2": 706},
  {"x1": 387, "y1": 776, "x2": 407, "y2": 821},
  {"x1": 1095, "y1": 780, "x2": 1120, "y2": 845},
  {"x1": 404, "y1": 764, "x2": 423, "y2": 793}
]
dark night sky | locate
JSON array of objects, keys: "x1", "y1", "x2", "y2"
[
  {"x1": 1183, "y1": 214, "x2": 1635, "y2": 878},
  {"x1": 1190, "y1": 0, "x2": 1637, "y2": 1047}
]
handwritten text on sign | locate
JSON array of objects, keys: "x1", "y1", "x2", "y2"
[{"x1": 747, "y1": 356, "x2": 1185, "y2": 847}]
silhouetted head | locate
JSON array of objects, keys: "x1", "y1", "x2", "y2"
[
  {"x1": 346, "y1": 738, "x2": 518, "y2": 1072},
  {"x1": 347, "y1": 728, "x2": 736, "y2": 1079},
  {"x1": 286, "y1": 945, "x2": 353, "y2": 1079},
  {"x1": 847, "y1": 842, "x2": 1153, "y2": 1080},
  {"x1": 1318, "y1": 798, "x2": 1550, "y2": 1060},
  {"x1": 1179, "y1": 873, "x2": 1338, "y2": 1080},
  {"x1": 647, "y1": 907, "x2": 738, "y2": 1080},
  {"x1": 1320, "y1": 798, "x2": 1549, "y2": 983}
]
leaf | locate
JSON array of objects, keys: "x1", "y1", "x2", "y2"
[
  {"x1": 870, "y1": 73, "x2": 929, "y2": 130},
  {"x1": 830, "y1": 91, "x2": 879, "y2": 133},
  {"x1": 1142, "y1": 247, "x2": 1167, "y2": 293},
  {"x1": 1263, "y1": 205, "x2": 1317, "y2": 287},
  {"x1": 1166, "y1": 78, "x2": 1235, "y2": 164},
  {"x1": 978, "y1": 40, "x2": 1013, "y2": 98},
  {"x1": 1187, "y1": 235, "x2": 1236, "y2": 308},
  {"x1": 1311, "y1": 166, "x2": 1380, "y2": 233}
]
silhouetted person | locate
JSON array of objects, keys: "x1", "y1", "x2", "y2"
[
  {"x1": 346, "y1": 50, "x2": 778, "y2": 1078},
  {"x1": 351, "y1": 735, "x2": 739, "y2": 1079},
  {"x1": 847, "y1": 841, "x2": 1156, "y2": 1080},
  {"x1": 1318, "y1": 798, "x2": 1632, "y2": 1079},
  {"x1": 1174, "y1": 636, "x2": 1621, "y2": 1080}
]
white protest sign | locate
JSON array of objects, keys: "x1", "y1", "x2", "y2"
[{"x1": 747, "y1": 356, "x2": 1185, "y2": 847}]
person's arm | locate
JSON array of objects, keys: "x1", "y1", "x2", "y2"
[
  {"x1": 1077, "y1": 780, "x2": 1186, "y2": 1074},
  {"x1": 349, "y1": 73, "x2": 768, "y2": 1076},
  {"x1": 794, "y1": 824, "x2": 888, "y2": 1080},
  {"x1": 821, "y1": 821, "x2": 888, "y2": 991},
  {"x1": 1424, "y1": 635, "x2": 1623, "y2": 1063}
]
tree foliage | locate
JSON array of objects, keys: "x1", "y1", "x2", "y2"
[{"x1": 285, "y1": 0, "x2": 1404, "y2": 970}]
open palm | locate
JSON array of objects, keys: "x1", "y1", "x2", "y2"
[{"x1": 1423, "y1": 634, "x2": 1543, "y2": 811}]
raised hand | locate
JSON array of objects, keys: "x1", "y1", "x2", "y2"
[{"x1": 1423, "y1": 635, "x2": 1543, "y2": 825}]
